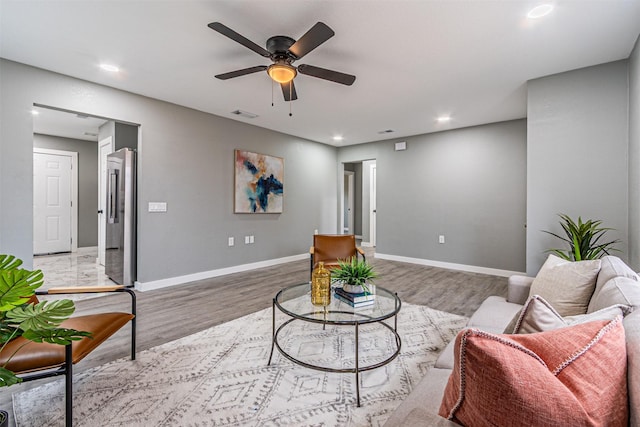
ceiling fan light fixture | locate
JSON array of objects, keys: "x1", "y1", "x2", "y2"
[{"x1": 268, "y1": 64, "x2": 297, "y2": 84}]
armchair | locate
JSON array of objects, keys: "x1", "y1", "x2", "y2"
[
  {"x1": 0, "y1": 284, "x2": 136, "y2": 427},
  {"x1": 309, "y1": 234, "x2": 365, "y2": 276}
]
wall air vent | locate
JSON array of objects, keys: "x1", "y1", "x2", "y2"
[
  {"x1": 378, "y1": 129, "x2": 395, "y2": 134},
  {"x1": 84, "y1": 132, "x2": 98, "y2": 137},
  {"x1": 231, "y1": 110, "x2": 258, "y2": 119}
]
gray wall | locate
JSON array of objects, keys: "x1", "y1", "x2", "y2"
[
  {"x1": 629, "y1": 36, "x2": 640, "y2": 270},
  {"x1": 338, "y1": 120, "x2": 527, "y2": 272},
  {"x1": 0, "y1": 59, "x2": 337, "y2": 281},
  {"x1": 526, "y1": 60, "x2": 629, "y2": 275},
  {"x1": 98, "y1": 121, "x2": 138, "y2": 150},
  {"x1": 33, "y1": 134, "x2": 98, "y2": 248},
  {"x1": 115, "y1": 122, "x2": 138, "y2": 150}
]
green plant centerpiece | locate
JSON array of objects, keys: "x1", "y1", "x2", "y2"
[
  {"x1": 0, "y1": 254, "x2": 91, "y2": 387},
  {"x1": 543, "y1": 214, "x2": 620, "y2": 261},
  {"x1": 331, "y1": 257, "x2": 378, "y2": 294}
]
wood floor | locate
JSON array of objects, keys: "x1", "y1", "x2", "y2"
[{"x1": 0, "y1": 255, "x2": 507, "y2": 425}]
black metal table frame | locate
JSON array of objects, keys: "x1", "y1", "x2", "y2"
[{"x1": 267, "y1": 286, "x2": 402, "y2": 407}]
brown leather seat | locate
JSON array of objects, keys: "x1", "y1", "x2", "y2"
[
  {"x1": 0, "y1": 287, "x2": 136, "y2": 427},
  {"x1": 0, "y1": 312, "x2": 134, "y2": 374},
  {"x1": 309, "y1": 234, "x2": 365, "y2": 274}
]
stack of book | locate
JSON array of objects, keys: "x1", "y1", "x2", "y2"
[{"x1": 334, "y1": 286, "x2": 376, "y2": 307}]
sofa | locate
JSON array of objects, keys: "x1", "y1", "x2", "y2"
[{"x1": 384, "y1": 255, "x2": 640, "y2": 426}]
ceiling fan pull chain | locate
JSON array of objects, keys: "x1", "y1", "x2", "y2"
[
  {"x1": 271, "y1": 79, "x2": 274, "y2": 107},
  {"x1": 289, "y1": 83, "x2": 293, "y2": 117}
]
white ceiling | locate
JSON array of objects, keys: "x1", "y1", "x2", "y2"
[
  {"x1": 32, "y1": 106, "x2": 108, "y2": 142},
  {"x1": 1, "y1": 1, "x2": 639, "y2": 146}
]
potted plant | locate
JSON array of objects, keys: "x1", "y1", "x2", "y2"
[
  {"x1": 0, "y1": 254, "x2": 90, "y2": 389},
  {"x1": 331, "y1": 257, "x2": 378, "y2": 294},
  {"x1": 543, "y1": 214, "x2": 620, "y2": 261}
]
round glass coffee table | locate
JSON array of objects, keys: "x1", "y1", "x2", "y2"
[{"x1": 267, "y1": 283, "x2": 402, "y2": 407}]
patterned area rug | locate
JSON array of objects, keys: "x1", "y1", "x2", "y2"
[{"x1": 13, "y1": 301, "x2": 467, "y2": 426}]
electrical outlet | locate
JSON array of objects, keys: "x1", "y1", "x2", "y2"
[
  {"x1": 439, "y1": 235, "x2": 445, "y2": 244},
  {"x1": 249, "y1": 235, "x2": 254, "y2": 244},
  {"x1": 228, "y1": 237, "x2": 234, "y2": 247},
  {"x1": 245, "y1": 236, "x2": 250, "y2": 244}
]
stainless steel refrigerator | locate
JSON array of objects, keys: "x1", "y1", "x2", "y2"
[{"x1": 105, "y1": 148, "x2": 136, "y2": 286}]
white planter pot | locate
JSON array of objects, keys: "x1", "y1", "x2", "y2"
[{"x1": 342, "y1": 283, "x2": 367, "y2": 294}]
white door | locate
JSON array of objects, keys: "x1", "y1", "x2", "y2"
[
  {"x1": 370, "y1": 165, "x2": 377, "y2": 247},
  {"x1": 33, "y1": 152, "x2": 72, "y2": 254},
  {"x1": 98, "y1": 137, "x2": 113, "y2": 265}
]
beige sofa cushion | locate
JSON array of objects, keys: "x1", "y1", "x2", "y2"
[
  {"x1": 509, "y1": 294, "x2": 628, "y2": 334},
  {"x1": 589, "y1": 256, "x2": 639, "y2": 312},
  {"x1": 589, "y1": 276, "x2": 640, "y2": 313},
  {"x1": 529, "y1": 254, "x2": 600, "y2": 316}
]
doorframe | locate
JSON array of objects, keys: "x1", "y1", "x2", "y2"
[
  {"x1": 98, "y1": 136, "x2": 114, "y2": 265},
  {"x1": 369, "y1": 164, "x2": 377, "y2": 247},
  {"x1": 344, "y1": 171, "x2": 355, "y2": 234},
  {"x1": 33, "y1": 147, "x2": 78, "y2": 253}
]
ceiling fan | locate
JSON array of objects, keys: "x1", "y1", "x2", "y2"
[{"x1": 208, "y1": 21, "x2": 356, "y2": 102}]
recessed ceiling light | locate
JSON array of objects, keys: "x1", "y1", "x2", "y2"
[
  {"x1": 31, "y1": 109, "x2": 39, "y2": 116},
  {"x1": 436, "y1": 116, "x2": 451, "y2": 123},
  {"x1": 333, "y1": 135, "x2": 344, "y2": 141},
  {"x1": 527, "y1": 4, "x2": 554, "y2": 19},
  {"x1": 99, "y1": 63, "x2": 120, "y2": 72}
]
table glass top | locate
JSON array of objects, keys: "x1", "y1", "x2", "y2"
[{"x1": 274, "y1": 283, "x2": 401, "y2": 324}]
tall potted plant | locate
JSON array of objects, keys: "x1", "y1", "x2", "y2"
[
  {"x1": 543, "y1": 214, "x2": 620, "y2": 261},
  {"x1": 0, "y1": 254, "x2": 90, "y2": 391}
]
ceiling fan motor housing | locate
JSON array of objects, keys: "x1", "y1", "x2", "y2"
[{"x1": 267, "y1": 36, "x2": 297, "y2": 60}]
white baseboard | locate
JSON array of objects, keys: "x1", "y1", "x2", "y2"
[
  {"x1": 135, "y1": 253, "x2": 308, "y2": 292},
  {"x1": 361, "y1": 241, "x2": 373, "y2": 247},
  {"x1": 374, "y1": 253, "x2": 525, "y2": 277}
]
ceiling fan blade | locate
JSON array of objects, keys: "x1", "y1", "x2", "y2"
[
  {"x1": 215, "y1": 65, "x2": 268, "y2": 80},
  {"x1": 288, "y1": 22, "x2": 335, "y2": 59},
  {"x1": 208, "y1": 22, "x2": 271, "y2": 57},
  {"x1": 281, "y1": 81, "x2": 298, "y2": 101},
  {"x1": 297, "y1": 64, "x2": 356, "y2": 86}
]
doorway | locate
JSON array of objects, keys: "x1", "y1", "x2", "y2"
[
  {"x1": 341, "y1": 160, "x2": 376, "y2": 246},
  {"x1": 370, "y1": 163, "x2": 377, "y2": 247},
  {"x1": 344, "y1": 171, "x2": 355, "y2": 234}
]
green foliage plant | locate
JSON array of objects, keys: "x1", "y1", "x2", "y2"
[
  {"x1": 0, "y1": 254, "x2": 91, "y2": 387},
  {"x1": 331, "y1": 257, "x2": 378, "y2": 293},
  {"x1": 543, "y1": 214, "x2": 620, "y2": 261}
]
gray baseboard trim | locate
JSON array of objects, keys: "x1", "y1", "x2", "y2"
[
  {"x1": 374, "y1": 253, "x2": 525, "y2": 278},
  {"x1": 135, "y1": 253, "x2": 308, "y2": 292}
]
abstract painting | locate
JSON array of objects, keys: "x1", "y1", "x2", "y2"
[{"x1": 234, "y1": 150, "x2": 284, "y2": 213}]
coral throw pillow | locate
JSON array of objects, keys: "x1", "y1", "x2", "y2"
[{"x1": 438, "y1": 317, "x2": 628, "y2": 427}]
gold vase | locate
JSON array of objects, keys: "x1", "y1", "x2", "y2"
[{"x1": 311, "y1": 261, "x2": 331, "y2": 306}]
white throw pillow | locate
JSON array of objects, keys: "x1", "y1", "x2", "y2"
[
  {"x1": 529, "y1": 254, "x2": 601, "y2": 316},
  {"x1": 507, "y1": 294, "x2": 628, "y2": 334}
]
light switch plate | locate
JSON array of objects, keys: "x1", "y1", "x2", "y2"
[{"x1": 148, "y1": 202, "x2": 167, "y2": 213}]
